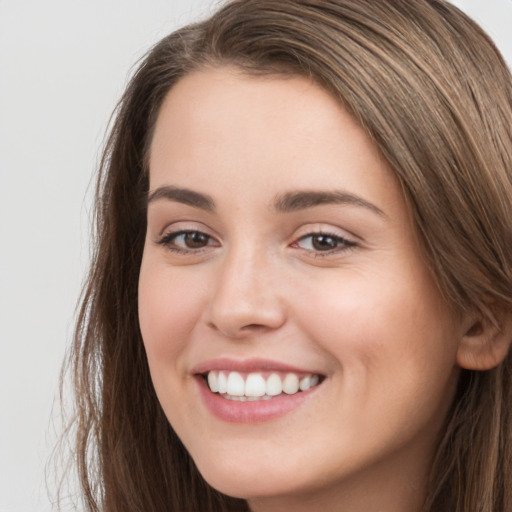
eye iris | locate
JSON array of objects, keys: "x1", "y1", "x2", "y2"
[
  {"x1": 184, "y1": 232, "x2": 209, "y2": 248},
  {"x1": 312, "y1": 234, "x2": 338, "y2": 251}
]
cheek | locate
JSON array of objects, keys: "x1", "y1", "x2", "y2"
[
  {"x1": 137, "y1": 258, "x2": 212, "y2": 430},
  {"x1": 296, "y1": 273, "x2": 460, "y2": 448},
  {"x1": 138, "y1": 258, "x2": 204, "y2": 366},
  {"x1": 294, "y1": 266, "x2": 459, "y2": 382}
]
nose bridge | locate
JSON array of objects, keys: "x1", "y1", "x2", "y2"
[{"x1": 207, "y1": 240, "x2": 286, "y2": 337}]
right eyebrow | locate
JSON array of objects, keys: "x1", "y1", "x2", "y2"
[{"x1": 147, "y1": 185, "x2": 216, "y2": 212}]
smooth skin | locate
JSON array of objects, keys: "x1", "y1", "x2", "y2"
[{"x1": 138, "y1": 67, "x2": 492, "y2": 512}]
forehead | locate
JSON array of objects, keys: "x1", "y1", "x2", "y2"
[
  {"x1": 148, "y1": 66, "x2": 400, "y2": 213},
  {"x1": 149, "y1": 68, "x2": 346, "y2": 166}
]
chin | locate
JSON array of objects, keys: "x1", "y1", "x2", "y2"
[{"x1": 194, "y1": 454, "x2": 303, "y2": 501}]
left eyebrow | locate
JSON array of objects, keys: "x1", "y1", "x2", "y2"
[{"x1": 273, "y1": 190, "x2": 386, "y2": 218}]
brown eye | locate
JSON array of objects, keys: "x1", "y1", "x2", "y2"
[
  {"x1": 157, "y1": 230, "x2": 217, "y2": 252},
  {"x1": 311, "y1": 234, "x2": 339, "y2": 251},
  {"x1": 294, "y1": 232, "x2": 356, "y2": 254},
  {"x1": 183, "y1": 231, "x2": 210, "y2": 248}
]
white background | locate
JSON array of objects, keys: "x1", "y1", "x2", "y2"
[{"x1": 0, "y1": 1, "x2": 511, "y2": 511}]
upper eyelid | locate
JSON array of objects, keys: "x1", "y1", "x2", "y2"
[
  {"x1": 153, "y1": 222, "x2": 360, "y2": 246},
  {"x1": 155, "y1": 220, "x2": 217, "y2": 238},
  {"x1": 157, "y1": 228, "x2": 217, "y2": 243},
  {"x1": 293, "y1": 232, "x2": 357, "y2": 248},
  {"x1": 296, "y1": 232, "x2": 354, "y2": 243},
  {"x1": 293, "y1": 224, "x2": 359, "y2": 242}
]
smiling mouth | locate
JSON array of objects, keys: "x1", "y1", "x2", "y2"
[{"x1": 202, "y1": 370, "x2": 324, "y2": 401}]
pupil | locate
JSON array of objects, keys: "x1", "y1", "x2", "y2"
[
  {"x1": 312, "y1": 235, "x2": 337, "y2": 251},
  {"x1": 185, "y1": 232, "x2": 208, "y2": 248}
]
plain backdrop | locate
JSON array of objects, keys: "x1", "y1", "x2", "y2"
[{"x1": 0, "y1": 1, "x2": 511, "y2": 511}]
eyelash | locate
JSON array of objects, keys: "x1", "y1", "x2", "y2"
[
  {"x1": 156, "y1": 229, "x2": 357, "y2": 256},
  {"x1": 156, "y1": 230, "x2": 217, "y2": 254},
  {"x1": 293, "y1": 231, "x2": 357, "y2": 256}
]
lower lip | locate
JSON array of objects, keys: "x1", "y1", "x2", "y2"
[{"x1": 196, "y1": 377, "x2": 319, "y2": 423}]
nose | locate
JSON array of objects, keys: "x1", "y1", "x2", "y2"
[{"x1": 206, "y1": 247, "x2": 287, "y2": 339}]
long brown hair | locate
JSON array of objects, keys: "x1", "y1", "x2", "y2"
[{"x1": 62, "y1": 1, "x2": 512, "y2": 510}]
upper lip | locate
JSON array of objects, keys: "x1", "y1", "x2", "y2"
[{"x1": 192, "y1": 357, "x2": 323, "y2": 376}]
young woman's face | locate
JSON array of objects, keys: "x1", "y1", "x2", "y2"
[{"x1": 139, "y1": 68, "x2": 465, "y2": 511}]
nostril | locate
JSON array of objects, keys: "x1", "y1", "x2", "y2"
[
  {"x1": 206, "y1": 292, "x2": 287, "y2": 337},
  {"x1": 243, "y1": 323, "x2": 266, "y2": 330},
  {"x1": 207, "y1": 320, "x2": 271, "y2": 336}
]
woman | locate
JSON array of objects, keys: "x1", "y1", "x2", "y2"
[{"x1": 65, "y1": 1, "x2": 512, "y2": 511}]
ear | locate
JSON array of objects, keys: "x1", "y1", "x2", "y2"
[{"x1": 457, "y1": 305, "x2": 512, "y2": 371}]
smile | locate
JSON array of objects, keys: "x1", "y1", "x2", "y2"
[
  {"x1": 193, "y1": 359, "x2": 325, "y2": 423},
  {"x1": 205, "y1": 370, "x2": 321, "y2": 401}
]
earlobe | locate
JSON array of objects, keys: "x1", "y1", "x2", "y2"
[{"x1": 456, "y1": 307, "x2": 512, "y2": 371}]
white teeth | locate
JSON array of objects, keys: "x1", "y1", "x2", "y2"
[
  {"x1": 217, "y1": 371, "x2": 228, "y2": 394},
  {"x1": 208, "y1": 371, "x2": 219, "y2": 392},
  {"x1": 299, "y1": 375, "x2": 311, "y2": 391},
  {"x1": 245, "y1": 373, "x2": 266, "y2": 397},
  {"x1": 224, "y1": 394, "x2": 273, "y2": 401},
  {"x1": 226, "y1": 371, "x2": 245, "y2": 396},
  {"x1": 266, "y1": 373, "x2": 283, "y2": 396},
  {"x1": 282, "y1": 373, "x2": 299, "y2": 394},
  {"x1": 225, "y1": 395, "x2": 248, "y2": 401},
  {"x1": 205, "y1": 370, "x2": 321, "y2": 398}
]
